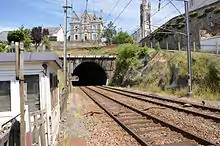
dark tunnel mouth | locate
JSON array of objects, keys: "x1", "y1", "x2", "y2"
[{"x1": 72, "y1": 62, "x2": 107, "y2": 86}]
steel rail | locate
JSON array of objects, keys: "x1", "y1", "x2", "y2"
[
  {"x1": 98, "y1": 86, "x2": 220, "y2": 122},
  {"x1": 83, "y1": 86, "x2": 217, "y2": 145},
  {"x1": 80, "y1": 87, "x2": 151, "y2": 146},
  {"x1": 101, "y1": 86, "x2": 220, "y2": 113}
]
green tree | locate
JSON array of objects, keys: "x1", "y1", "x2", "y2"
[
  {"x1": 31, "y1": 27, "x2": 49, "y2": 49},
  {"x1": 0, "y1": 42, "x2": 9, "y2": 52},
  {"x1": 112, "y1": 31, "x2": 133, "y2": 44},
  {"x1": 7, "y1": 26, "x2": 32, "y2": 49},
  {"x1": 103, "y1": 21, "x2": 117, "y2": 45},
  {"x1": 7, "y1": 29, "x2": 24, "y2": 43},
  {"x1": 42, "y1": 37, "x2": 51, "y2": 51}
]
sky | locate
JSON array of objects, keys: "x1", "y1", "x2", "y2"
[{"x1": 0, "y1": 0, "x2": 184, "y2": 34}]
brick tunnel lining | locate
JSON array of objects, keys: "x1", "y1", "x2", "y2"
[{"x1": 72, "y1": 62, "x2": 107, "y2": 86}]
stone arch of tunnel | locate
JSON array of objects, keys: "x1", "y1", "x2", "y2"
[{"x1": 72, "y1": 62, "x2": 108, "y2": 86}]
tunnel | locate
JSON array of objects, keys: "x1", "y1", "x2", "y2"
[{"x1": 72, "y1": 62, "x2": 107, "y2": 86}]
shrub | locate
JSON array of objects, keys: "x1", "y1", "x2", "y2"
[
  {"x1": 49, "y1": 36, "x2": 57, "y2": 41},
  {"x1": 0, "y1": 42, "x2": 9, "y2": 52},
  {"x1": 85, "y1": 46, "x2": 101, "y2": 51},
  {"x1": 214, "y1": 7, "x2": 220, "y2": 14},
  {"x1": 204, "y1": 6, "x2": 216, "y2": 13},
  {"x1": 42, "y1": 37, "x2": 51, "y2": 51},
  {"x1": 177, "y1": 24, "x2": 185, "y2": 29},
  {"x1": 176, "y1": 16, "x2": 184, "y2": 23},
  {"x1": 154, "y1": 42, "x2": 161, "y2": 50},
  {"x1": 137, "y1": 47, "x2": 149, "y2": 58},
  {"x1": 197, "y1": 13, "x2": 207, "y2": 19},
  {"x1": 110, "y1": 44, "x2": 138, "y2": 85},
  {"x1": 189, "y1": 11, "x2": 198, "y2": 18}
]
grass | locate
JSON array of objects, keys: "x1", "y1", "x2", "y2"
[
  {"x1": 110, "y1": 46, "x2": 220, "y2": 101},
  {"x1": 132, "y1": 85, "x2": 220, "y2": 101},
  {"x1": 54, "y1": 46, "x2": 118, "y2": 57}
]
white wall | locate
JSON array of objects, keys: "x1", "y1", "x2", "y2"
[
  {"x1": 189, "y1": 0, "x2": 218, "y2": 11},
  {"x1": 0, "y1": 62, "x2": 60, "y2": 145},
  {"x1": 56, "y1": 28, "x2": 64, "y2": 42},
  {"x1": 200, "y1": 36, "x2": 220, "y2": 52}
]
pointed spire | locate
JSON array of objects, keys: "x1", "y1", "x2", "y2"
[{"x1": 99, "y1": 9, "x2": 103, "y2": 20}]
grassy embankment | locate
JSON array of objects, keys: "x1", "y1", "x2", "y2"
[
  {"x1": 109, "y1": 44, "x2": 220, "y2": 101},
  {"x1": 54, "y1": 46, "x2": 118, "y2": 56}
]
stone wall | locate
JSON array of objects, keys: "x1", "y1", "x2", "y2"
[{"x1": 140, "y1": 1, "x2": 220, "y2": 50}]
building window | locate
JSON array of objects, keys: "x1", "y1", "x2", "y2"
[
  {"x1": 92, "y1": 33, "x2": 97, "y2": 40},
  {"x1": 75, "y1": 35, "x2": 79, "y2": 41},
  {"x1": 0, "y1": 81, "x2": 11, "y2": 112},
  {"x1": 24, "y1": 75, "x2": 40, "y2": 112},
  {"x1": 92, "y1": 25, "x2": 97, "y2": 31}
]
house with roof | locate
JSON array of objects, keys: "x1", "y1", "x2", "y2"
[
  {"x1": 0, "y1": 52, "x2": 62, "y2": 145},
  {"x1": 70, "y1": 10, "x2": 104, "y2": 42},
  {"x1": 47, "y1": 26, "x2": 64, "y2": 42}
]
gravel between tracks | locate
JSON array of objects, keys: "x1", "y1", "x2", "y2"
[
  {"x1": 92, "y1": 87, "x2": 220, "y2": 142},
  {"x1": 57, "y1": 87, "x2": 140, "y2": 146}
]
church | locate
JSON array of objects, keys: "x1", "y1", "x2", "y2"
[
  {"x1": 131, "y1": 0, "x2": 151, "y2": 42},
  {"x1": 69, "y1": 10, "x2": 104, "y2": 42}
]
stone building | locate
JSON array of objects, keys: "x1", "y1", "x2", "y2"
[
  {"x1": 131, "y1": 0, "x2": 151, "y2": 42},
  {"x1": 69, "y1": 10, "x2": 104, "y2": 42}
]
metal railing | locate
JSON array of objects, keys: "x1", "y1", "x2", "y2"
[{"x1": 0, "y1": 114, "x2": 21, "y2": 146}]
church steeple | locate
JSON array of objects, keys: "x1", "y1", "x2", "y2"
[{"x1": 140, "y1": 0, "x2": 151, "y2": 39}]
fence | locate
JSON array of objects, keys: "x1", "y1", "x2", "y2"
[
  {"x1": 29, "y1": 110, "x2": 48, "y2": 146},
  {"x1": 145, "y1": 41, "x2": 220, "y2": 55}
]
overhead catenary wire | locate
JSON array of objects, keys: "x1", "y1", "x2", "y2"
[
  {"x1": 106, "y1": 0, "x2": 121, "y2": 22},
  {"x1": 112, "y1": 0, "x2": 133, "y2": 25}
]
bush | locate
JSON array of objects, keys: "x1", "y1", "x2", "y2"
[
  {"x1": 110, "y1": 44, "x2": 138, "y2": 85},
  {"x1": 154, "y1": 42, "x2": 161, "y2": 50},
  {"x1": 137, "y1": 47, "x2": 149, "y2": 58},
  {"x1": 49, "y1": 36, "x2": 57, "y2": 41},
  {"x1": 197, "y1": 13, "x2": 207, "y2": 19},
  {"x1": 214, "y1": 7, "x2": 220, "y2": 14},
  {"x1": 204, "y1": 6, "x2": 216, "y2": 13},
  {"x1": 42, "y1": 37, "x2": 51, "y2": 51},
  {"x1": 189, "y1": 12, "x2": 198, "y2": 18},
  {"x1": 176, "y1": 16, "x2": 184, "y2": 23},
  {"x1": 0, "y1": 42, "x2": 9, "y2": 52},
  {"x1": 85, "y1": 46, "x2": 101, "y2": 51}
]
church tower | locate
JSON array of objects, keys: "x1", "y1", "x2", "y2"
[{"x1": 140, "y1": 0, "x2": 151, "y2": 39}]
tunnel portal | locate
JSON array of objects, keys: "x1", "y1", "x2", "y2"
[{"x1": 72, "y1": 62, "x2": 107, "y2": 86}]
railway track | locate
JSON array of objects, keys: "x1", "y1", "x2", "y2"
[
  {"x1": 80, "y1": 86, "x2": 218, "y2": 146},
  {"x1": 97, "y1": 86, "x2": 220, "y2": 122}
]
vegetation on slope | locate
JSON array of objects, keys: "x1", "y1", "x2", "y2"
[{"x1": 110, "y1": 44, "x2": 220, "y2": 100}]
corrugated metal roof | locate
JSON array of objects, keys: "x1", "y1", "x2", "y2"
[{"x1": 0, "y1": 52, "x2": 62, "y2": 68}]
